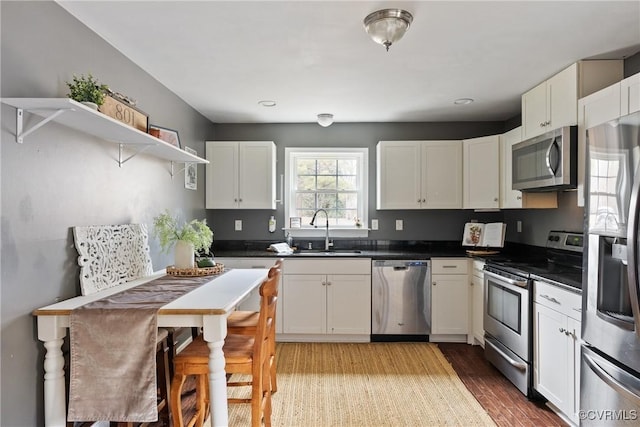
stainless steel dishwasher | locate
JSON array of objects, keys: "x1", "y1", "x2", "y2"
[{"x1": 371, "y1": 260, "x2": 431, "y2": 341}]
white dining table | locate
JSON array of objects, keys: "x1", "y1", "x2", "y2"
[{"x1": 33, "y1": 268, "x2": 269, "y2": 427}]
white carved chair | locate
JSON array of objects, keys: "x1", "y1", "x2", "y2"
[{"x1": 72, "y1": 223, "x2": 171, "y2": 426}]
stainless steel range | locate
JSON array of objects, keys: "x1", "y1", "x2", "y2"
[{"x1": 483, "y1": 231, "x2": 584, "y2": 397}]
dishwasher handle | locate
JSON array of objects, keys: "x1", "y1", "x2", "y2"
[{"x1": 374, "y1": 260, "x2": 430, "y2": 268}]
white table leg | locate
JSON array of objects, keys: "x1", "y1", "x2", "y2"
[
  {"x1": 38, "y1": 316, "x2": 67, "y2": 427},
  {"x1": 202, "y1": 315, "x2": 228, "y2": 427}
]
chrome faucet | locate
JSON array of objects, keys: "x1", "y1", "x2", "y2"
[{"x1": 310, "y1": 209, "x2": 333, "y2": 251}]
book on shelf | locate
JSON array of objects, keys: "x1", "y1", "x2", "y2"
[{"x1": 462, "y1": 222, "x2": 506, "y2": 251}]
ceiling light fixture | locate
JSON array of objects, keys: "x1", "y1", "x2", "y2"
[
  {"x1": 317, "y1": 113, "x2": 334, "y2": 127},
  {"x1": 454, "y1": 98, "x2": 474, "y2": 105},
  {"x1": 258, "y1": 100, "x2": 276, "y2": 107},
  {"x1": 364, "y1": 9, "x2": 413, "y2": 51}
]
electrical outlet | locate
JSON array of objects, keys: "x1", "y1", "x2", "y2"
[
  {"x1": 517, "y1": 220, "x2": 522, "y2": 233},
  {"x1": 235, "y1": 220, "x2": 242, "y2": 231},
  {"x1": 395, "y1": 219, "x2": 403, "y2": 231},
  {"x1": 371, "y1": 219, "x2": 379, "y2": 230}
]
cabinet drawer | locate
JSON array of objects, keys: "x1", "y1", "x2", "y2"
[
  {"x1": 214, "y1": 257, "x2": 278, "y2": 269},
  {"x1": 534, "y1": 280, "x2": 582, "y2": 320},
  {"x1": 432, "y1": 258, "x2": 469, "y2": 275},
  {"x1": 283, "y1": 258, "x2": 371, "y2": 275}
]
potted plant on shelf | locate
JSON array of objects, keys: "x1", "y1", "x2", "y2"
[
  {"x1": 153, "y1": 210, "x2": 214, "y2": 269},
  {"x1": 65, "y1": 73, "x2": 109, "y2": 109}
]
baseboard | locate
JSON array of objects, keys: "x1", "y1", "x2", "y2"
[{"x1": 276, "y1": 334, "x2": 370, "y2": 343}]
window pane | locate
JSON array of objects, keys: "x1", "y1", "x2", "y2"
[
  {"x1": 318, "y1": 193, "x2": 337, "y2": 209},
  {"x1": 338, "y1": 159, "x2": 357, "y2": 175},
  {"x1": 337, "y1": 176, "x2": 356, "y2": 190},
  {"x1": 317, "y1": 159, "x2": 337, "y2": 175},
  {"x1": 317, "y1": 176, "x2": 337, "y2": 190},
  {"x1": 296, "y1": 159, "x2": 316, "y2": 175},
  {"x1": 296, "y1": 193, "x2": 317, "y2": 211},
  {"x1": 297, "y1": 175, "x2": 316, "y2": 191},
  {"x1": 338, "y1": 193, "x2": 358, "y2": 209}
]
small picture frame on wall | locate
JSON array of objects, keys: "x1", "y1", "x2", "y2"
[
  {"x1": 289, "y1": 217, "x2": 302, "y2": 228},
  {"x1": 148, "y1": 125, "x2": 181, "y2": 148},
  {"x1": 184, "y1": 147, "x2": 197, "y2": 190}
]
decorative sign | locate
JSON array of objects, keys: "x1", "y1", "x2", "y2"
[{"x1": 98, "y1": 95, "x2": 148, "y2": 132}]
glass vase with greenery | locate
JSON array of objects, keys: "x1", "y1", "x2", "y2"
[{"x1": 65, "y1": 73, "x2": 109, "y2": 106}]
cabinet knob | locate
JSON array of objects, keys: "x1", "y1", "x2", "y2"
[
  {"x1": 517, "y1": 196, "x2": 522, "y2": 200},
  {"x1": 422, "y1": 198, "x2": 426, "y2": 203},
  {"x1": 494, "y1": 197, "x2": 498, "y2": 202},
  {"x1": 433, "y1": 282, "x2": 437, "y2": 286},
  {"x1": 559, "y1": 327, "x2": 566, "y2": 334},
  {"x1": 234, "y1": 198, "x2": 238, "y2": 202},
  {"x1": 239, "y1": 198, "x2": 243, "y2": 202},
  {"x1": 417, "y1": 199, "x2": 421, "y2": 203}
]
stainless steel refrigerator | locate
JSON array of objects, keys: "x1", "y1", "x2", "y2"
[{"x1": 582, "y1": 111, "x2": 640, "y2": 425}]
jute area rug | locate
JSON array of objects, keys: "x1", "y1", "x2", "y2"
[{"x1": 220, "y1": 342, "x2": 496, "y2": 427}]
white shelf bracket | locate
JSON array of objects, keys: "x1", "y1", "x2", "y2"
[
  {"x1": 169, "y1": 161, "x2": 187, "y2": 179},
  {"x1": 16, "y1": 108, "x2": 71, "y2": 143},
  {"x1": 118, "y1": 143, "x2": 153, "y2": 167}
]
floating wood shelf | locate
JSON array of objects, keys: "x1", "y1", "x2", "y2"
[{"x1": 1, "y1": 98, "x2": 209, "y2": 166}]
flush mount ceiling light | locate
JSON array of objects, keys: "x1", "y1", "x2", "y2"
[
  {"x1": 258, "y1": 100, "x2": 276, "y2": 107},
  {"x1": 317, "y1": 113, "x2": 334, "y2": 127},
  {"x1": 454, "y1": 98, "x2": 474, "y2": 105},
  {"x1": 364, "y1": 8, "x2": 413, "y2": 51}
]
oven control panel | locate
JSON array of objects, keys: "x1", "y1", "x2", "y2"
[{"x1": 547, "y1": 231, "x2": 583, "y2": 253}]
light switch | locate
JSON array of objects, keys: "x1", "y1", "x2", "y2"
[
  {"x1": 371, "y1": 219, "x2": 379, "y2": 230},
  {"x1": 235, "y1": 220, "x2": 242, "y2": 231},
  {"x1": 395, "y1": 219, "x2": 403, "y2": 231}
]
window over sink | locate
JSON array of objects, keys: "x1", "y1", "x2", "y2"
[{"x1": 284, "y1": 147, "x2": 368, "y2": 238}]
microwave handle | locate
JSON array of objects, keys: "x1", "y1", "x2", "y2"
[
  {"x1": 545, "y1": 139, "x2": 560, "y2": 175},
  {"x1": 626, "y1": 165, "x2": 640, "y2": 338}
]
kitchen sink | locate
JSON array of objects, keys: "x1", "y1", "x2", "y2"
[{"x1": 295, "y1": 249, "x2": 362, "y2": 256}]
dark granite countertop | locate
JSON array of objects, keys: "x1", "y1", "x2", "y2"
[{"x1": 211, "y1": 240, "x2": 473, "y2": 260}]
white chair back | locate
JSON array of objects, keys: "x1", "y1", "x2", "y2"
[{"x1": 72, "y1": 223, "x2": 154, "y2": 295}]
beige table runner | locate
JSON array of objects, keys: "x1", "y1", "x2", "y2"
[{"x1": 68, "y1": 273, "x2": 223, "y2": 422}]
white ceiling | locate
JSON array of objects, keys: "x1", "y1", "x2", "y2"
[{"x1": 57, "y1": 1, "x2": 640, "y2": 125}]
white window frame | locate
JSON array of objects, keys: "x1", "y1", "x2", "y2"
[{"x1": 284, "y1": 147, "x2": 369, "y2": 238}]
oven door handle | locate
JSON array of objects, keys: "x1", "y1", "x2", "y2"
[
  {"x1": 584, "y1": 348, "x2": 640, "y2": 405},
  {"x1": 485, "y1": 337, "x2": 527, "y2": 371},
  {"x1": 484, "y1": 270, "x2": 528, "y2": 288}
]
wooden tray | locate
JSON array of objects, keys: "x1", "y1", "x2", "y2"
[{"x1": 166, "y1": 263, "x2": 225, "y2": 277}]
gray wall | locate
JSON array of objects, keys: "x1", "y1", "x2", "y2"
[
  {"x1": 208, "y1": 122, "x2": 505, "y2": 243},
  {"x1": 1, "y1": 2, "x2": 214, "y2": 425}
]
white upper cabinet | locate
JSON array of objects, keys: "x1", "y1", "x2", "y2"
[
  {"x1": 621, "y1": 72, "x2": 640, "y2": 116},
  {"x1": 205, "y1": 141, "x2": 276, "y2": 209},
  {"x1": 463, "y1": 134, "x2": 500, "y2": 209},
  {"x1": 522, "y1": 61, "x2": 623, "y2": 140},
  {"x1": 500, "y1": 127, "x2": 557, "y2": 209},
  {"x1": 377, "y1": 140, "x2": 462, "y2": 209}
]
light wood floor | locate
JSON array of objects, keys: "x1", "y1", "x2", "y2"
[{"x1": 157, "y1": 342, "x2": 567, "y2": 426}]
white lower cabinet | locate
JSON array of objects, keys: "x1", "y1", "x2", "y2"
[
  {"x1": 430, "y1": 258, "x2": 470, "y2": 342},
  {"x1": 215, "y1": 257, "x2": 283, "y2": 333},
  {"x1": 281, "y1": 258, "x2": 371, "y2": 342},
  {"x1": 470, "y1": 259, "x2": 485, "y2": 346},
  {"x1": 533, "y1": 280, "x2": 582, "y2": 425}
]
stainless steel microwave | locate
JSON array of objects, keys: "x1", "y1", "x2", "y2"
[{"x1": 511, "y1": 126, "x2": 577, "y2": 191}]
